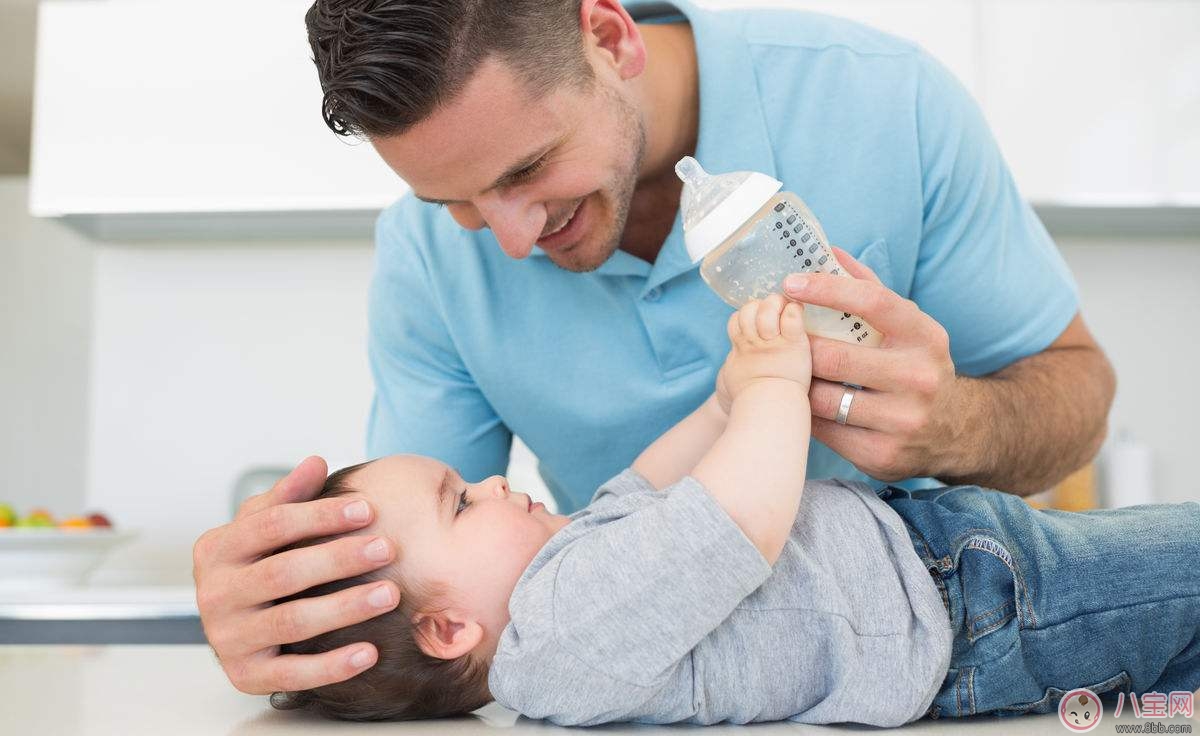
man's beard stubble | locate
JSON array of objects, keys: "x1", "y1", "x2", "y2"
[{"x1": 547, "y1": 86, "x2": 646, "y2": 274}]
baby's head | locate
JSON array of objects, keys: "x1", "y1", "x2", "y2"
[{"x1": 269, "y1": 453, "x2": 571, "y2": 720}]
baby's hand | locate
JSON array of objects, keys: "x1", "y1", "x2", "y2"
[{"x1": 716, "y1": 294, "x2": 812, "y2": 407}]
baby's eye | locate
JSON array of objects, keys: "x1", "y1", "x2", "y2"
[{"x1": 455, "y1": 489, "x2": 470, "y2": 515}]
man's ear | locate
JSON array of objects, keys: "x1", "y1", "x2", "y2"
[
  {"x1": 580, "y1": 0, "x2": 646, "y2": 81},
  {"x1": 411, "y1": 609, "x2": 485, "y2": 660}
]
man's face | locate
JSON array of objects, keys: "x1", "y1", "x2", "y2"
[
  {"x1": 348, "y1": 455, "x2": 570, "y2": 629},
  {"x1": 370, "y1": 57, "x2": 646, "y2": 272}
]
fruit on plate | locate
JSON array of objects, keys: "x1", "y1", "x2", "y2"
[
  {"x1": 0, "y1": 506, "x2": 116, "y2": 530},
  {"x1": 86, "y1": 512, "x2": 114, "y2": 528},
  {"x1": 17, "y1": 508, "x2": 56, "y2": 527}
]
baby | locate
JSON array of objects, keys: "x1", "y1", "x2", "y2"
[{"x1": 270, "y1": 295, "x2": 1200, "y2": 726}]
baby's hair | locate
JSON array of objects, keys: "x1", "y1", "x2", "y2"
[{"x1": 267, "y1": 460, "x2": 492, "y2": 720}]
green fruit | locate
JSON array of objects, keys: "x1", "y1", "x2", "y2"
[
  {"x1": 0, "y1": 503, "x2": 15, "y2": 526},
  {"x1": 18, "y1": 513, "x2": 55, "y2": 528}
]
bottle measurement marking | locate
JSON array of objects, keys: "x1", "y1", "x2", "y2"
[
  {"x1": 768, "y1": 200, "x2": 875, "y2": 343},
  {"x1": 772, "y1": 203, "x2": 825, "y2": 274}
]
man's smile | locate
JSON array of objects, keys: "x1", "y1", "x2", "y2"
[
  {"x1": 537, "y1": 196, "x2": 590, "y2": 250},
  {"x1": 541, "y1": 198, "x2": 583, "y2": 239}
]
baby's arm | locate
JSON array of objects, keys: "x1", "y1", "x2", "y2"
[
  {"x1": 630, "y1": 310, "x2": 766, "y2": 489},
  {"x1": 631, "y1": 393, "x2": 729, "y2": 490},
  {"x1": 692, "y1": 295, "x2": 813, "y2": 565}
]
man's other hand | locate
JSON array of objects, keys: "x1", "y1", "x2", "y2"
[{"x1": 192, "y1": 455, "x2": 400, "y2": 694}]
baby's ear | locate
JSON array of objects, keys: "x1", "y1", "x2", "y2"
[{"x1": 411, "y1": 610, "x2": 485, "y2": 660}]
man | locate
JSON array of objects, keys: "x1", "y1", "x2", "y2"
[{"x1": 193, "y1": 0, "x2": 1115, "y2": 697}]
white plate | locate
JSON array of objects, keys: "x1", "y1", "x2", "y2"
[{"x1": 0, "y1": 528, "x2": 139, "y2": 591}]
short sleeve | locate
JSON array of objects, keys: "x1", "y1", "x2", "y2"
[
  {"x1": 586, "y1": 467, "x2": 658, "y2": 506},
  {"x1": 364, "y1": 200, "x2": 512, "y2": 479},
  {"x1": 911, "y1": 52, "x2": 1080, "y2": 377}
]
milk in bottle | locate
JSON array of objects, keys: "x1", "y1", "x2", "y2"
[{"x1": 675, "y1": 156, "x2": 883, "y2": 347}]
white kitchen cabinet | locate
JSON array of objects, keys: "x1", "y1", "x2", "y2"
[
  {"x1": 27, "y1": 0, "x2": 1200, "y2": 239},
  {"x1": 977, "y1": 0, "x2": 1200, "y2": 207},
  {"x1": 28, "y1": 0, "x2": 404, "y2": 232}
]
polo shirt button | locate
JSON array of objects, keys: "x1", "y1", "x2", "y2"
[{"x1": 644, "y1": 287, "x2": 662, "y2": 302}]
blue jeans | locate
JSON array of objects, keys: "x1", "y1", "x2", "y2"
[{"x1": 878, "y1": 484, "x2": 1200, "y2": 719}]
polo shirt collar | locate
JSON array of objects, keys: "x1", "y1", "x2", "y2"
[{"x1": 533, "y1": 0, "x2": 779, "y2": 288}]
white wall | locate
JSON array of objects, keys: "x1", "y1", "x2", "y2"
[
  {"x1": 77, "y1": 232, "x2": 555, "y2": 584},
  {"x1": 1057, "y1": 238, "x2": 1200, "y2": 510},
  {"x1": 1, "y1": 172, "x2": 551, "y2": 583},
  {"x1": 3, "y1": 174, "x2": 1198, "y2": 584},
  {"x1": 0, "y1": 176, "x2": 92, "y2": 520},
  {"x1": 84, "y1": 237, "x2": 378, "y2": 583}
]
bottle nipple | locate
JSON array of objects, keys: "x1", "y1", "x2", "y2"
[
  {"x1": 675, "y1": 156, "x2": 709, "y2": 188},
  {"x1": 674, "y1": 155, "x2": 782, "y2": 262},
  {"x1": 675, "y1": 155, "x2": 746, "y2": 233}
]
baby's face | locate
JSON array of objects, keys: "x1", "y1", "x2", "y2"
[{"x1": 349, "y1": 454, "x2": 571, "y2": 649}]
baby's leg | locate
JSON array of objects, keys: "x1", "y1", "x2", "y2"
[{"x1": 882, "y1": 485, "x2": 1200, "y2": 718}]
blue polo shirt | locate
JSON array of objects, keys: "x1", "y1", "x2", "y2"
[{"x1": 364, "y1": 0, "x2": 1080, "y2": 512}]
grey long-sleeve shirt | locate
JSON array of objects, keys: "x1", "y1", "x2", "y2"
[{"x1": 487, "y1": 469, "x2": 953, "y2": 726}]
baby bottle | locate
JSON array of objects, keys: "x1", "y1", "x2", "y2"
[{"x1": 675, "y1": 156, "x2": 883, "y2": 347}]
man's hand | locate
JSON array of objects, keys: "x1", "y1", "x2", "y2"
[
  {"x1": 781, "y1": 246, "x2": 961, "y2": 482},
  {"x1": 717, "y1": 293, "x2": 812, "y2": 409},
  {"x1": 192, "y1": 455, "x2": 400, "y2": 695}
]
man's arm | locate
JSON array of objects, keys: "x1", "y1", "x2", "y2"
[
  {"x1": 365, "y1": 201, "x2": 512, "y2": 478},
  {"x1": 785, "y1": 257, "x2": 1115, "y2": 497},
  {"x1": 935, "y1": 312, "x2": 1116, "y2": 494},
  {"x1": 782, "y1": 49, "x2": 1111, "y2": 495}
]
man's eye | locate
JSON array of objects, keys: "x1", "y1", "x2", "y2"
[
  {"x1": 508, "y1": 158, "x2": 547, "y2": 184},
  {"x1": 455, "y1": 489, "x2": 470, "y2": 515}
]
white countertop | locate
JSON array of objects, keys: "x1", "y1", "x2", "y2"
[
  {"x1": 0, "y1": 584, "x2": 197, "y2": 619},
  {"x1": 5, "y1": 645, "x2": 1194, "y2": 736}
]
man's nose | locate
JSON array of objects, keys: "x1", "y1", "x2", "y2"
[
  {"x1": 446, "y1": 203, "x2": 486, "y2": 231},
  {"x1": 474, "y1": 193, "x2": 546, "y2": 260}
]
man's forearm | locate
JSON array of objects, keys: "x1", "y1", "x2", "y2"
[{"x1": 936, "y1": 345, "x2": 1116, "y2": 495}]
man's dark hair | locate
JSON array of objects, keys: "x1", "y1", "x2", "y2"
[
  {"x1": 305, "y1": 0, "x2": 593, "y2": 139},
  {"x1": 268, "y1": 461, "x2": 492, "y2": 721}
]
